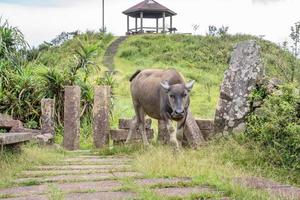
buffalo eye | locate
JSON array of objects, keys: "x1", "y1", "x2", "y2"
[
  {"x1": 182, "y1": 93, "x2": 187, "y2": 97},
  {"x1": 170, "y1": 94, "x2": 175, "y2": 99}
]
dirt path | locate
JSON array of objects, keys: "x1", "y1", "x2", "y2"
[
  {"x1": 103, "y1": 36, "x2": 128, "y2": 72},
  {"x1": 0, "y1": 152, "x2": 299, "y2": 200}
]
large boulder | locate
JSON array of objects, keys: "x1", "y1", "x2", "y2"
[{"x1": 214, "y1": 40, "x2": 264, "y2": 134}]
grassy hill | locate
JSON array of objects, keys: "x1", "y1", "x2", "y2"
[
  {"x1": 112, "y1": 34, "x2": 297, "y2": 122},
  {"x1": 30, "y1": 33, "x2": 298, "y2": 127}
]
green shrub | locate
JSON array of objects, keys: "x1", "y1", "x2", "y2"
[{"x1": 245, "y1": 84, "x2": 300, "y2": 170}]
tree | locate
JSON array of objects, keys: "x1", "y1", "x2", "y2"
[
  {"x1": 207, "y1": 25, "x2": 229, "y2": 37},
  {"x1": 290, "y1": 21, "x2": 300, "y2": 82}
]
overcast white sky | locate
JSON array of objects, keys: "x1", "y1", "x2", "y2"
[{"x1": 0, "y1": 0, "x2": 299, "y2": 47}]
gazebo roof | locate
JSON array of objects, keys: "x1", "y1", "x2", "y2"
[{"x1": 123, "y1": 0, "x2": 177, "y2": 18}]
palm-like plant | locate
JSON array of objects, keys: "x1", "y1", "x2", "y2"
[
  {"x1": 0, "y1": 18, "x2": 28, "y2": 68},
  {"x1": 42, "y1": 68, "x2": 67, "y2": 126},
  {"x1": 69, "y1": 40, "x2": 98, "y2": 84}
]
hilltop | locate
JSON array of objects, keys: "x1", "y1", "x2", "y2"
[{"x1": 27, "y1": 32, "x2": 298, "y2": 126}]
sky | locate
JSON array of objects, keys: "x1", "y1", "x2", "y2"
[{"x1": 0, "y1": 0, "x2": 299, "y2": 47}]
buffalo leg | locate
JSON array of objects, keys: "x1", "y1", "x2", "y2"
[
  {"x1": 138, "y1": 108, "x2": 149, "y2": 146},
  {"x1": 176, "y1": 118, "x2": 185, "y2": 146},
  {"x1": 166, "y1": 120, "x2": 179, "y2": 150},
  {"x1": 134, "y1": 105, "x2": 149, "y2": 146}
]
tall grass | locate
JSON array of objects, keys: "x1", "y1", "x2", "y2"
[{"x1": 133, "y1": 137, "x2": 300, "y2": 199}]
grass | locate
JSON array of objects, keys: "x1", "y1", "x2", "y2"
[
  {"x1": 130, "y1": 136, "x2": 299, "y2": 199},
  {"x1": 93, "y1": 143, "x2": 145, "y2": 156},
  {"x1": 0, "y1": 143, "x2": 66, "y2": 188},
  {"x1": 47, "y1": 184, "x2": 65, "y2": 200},
  {"x1": 113, "y1": 34, "x2": 299, "y2": 120}
]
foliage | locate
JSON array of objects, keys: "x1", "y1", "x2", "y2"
[
  {"x1": 0, "y1": 18, "x2": 28, "y2": 68},
  {"x1": 0, "y1": 19, "x2": 114, "y2": 128},
  {"x1": 0, "y1": 65, "x2": 46, "y2": 122},
  {"x1": 207, "y1": 25, "x2": 229, "y2": 37},
  {"x1": 289, "y1": 21, "x2": 300, "y2": 82},
  {"x1": 245, "y1": 84, "x2": 300, "y2": 170}
]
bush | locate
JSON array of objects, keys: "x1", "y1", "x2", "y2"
[{"x1": 245, "y1": 84, "x2": 300, "y2": 170}]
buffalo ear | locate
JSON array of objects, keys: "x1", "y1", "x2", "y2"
[
  {"x1": 185, "y1": 80, "x2": 195, "y2": 92},
  {"x1": 160, "y1": 80, "x2": 170, "y2": 92}
]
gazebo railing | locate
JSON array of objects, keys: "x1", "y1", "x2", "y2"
[{"x1": 127, "y1": 27, "x2": 176, "y2": 35}]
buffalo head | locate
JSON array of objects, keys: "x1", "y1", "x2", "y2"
[{"x1": 160, "y1": 80, "x2": 195, "y2": 120}]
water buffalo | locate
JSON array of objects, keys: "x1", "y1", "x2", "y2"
[{"x1": 125, "y1": 69, "x2": 195, "y2": 150}]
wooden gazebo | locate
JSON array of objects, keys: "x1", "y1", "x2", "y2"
[{"x1": 123, "y1": 0, "x2": 177, "y2": 35}]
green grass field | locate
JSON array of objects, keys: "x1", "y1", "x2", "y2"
[{"x1": 111, "y1": 34, "x2": 298, "y2": 123}]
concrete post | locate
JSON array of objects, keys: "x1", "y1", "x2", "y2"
[
  {"x1": 63, "y1": 86, "x2": 81, "y2": 150},
  {"x1": 41, "y1": 98, "x2": 55, "y2": 136},
  {"x1": 93, "y1": 86, "x2": 111, "y2": 148}
]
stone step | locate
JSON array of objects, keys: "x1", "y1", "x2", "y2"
[
  {"x1": 1, "y1": 178, "x2": 193, "y2": 198},
  {"x1": 65, "y1": 191, "x2": 137, "y2": 200},
  {"x1": 0, "y1": 180, "x2": 122, "y2": 198},
  {"x1": 1, "y1": 195, "x2": 46, "y2": 200},
  {"x1": 235, "y1": 177, "x2": 300, "y2": 200},
  {"x1": 66, "y1": 155, "x2": 132, "y2": 160},
  {"x1": 63, "y1": 157, "x2": 132, "y2": 163},
  {"x1": 31, "y1": 164, "x2": 131, "y2": 171},
  {"x1": 19, "y1": 168, "x2": 132, "y2": 178},
  {"x1": 15, "y1": 172, "x2": 143, "y2": 184},
  {"x1": 1, "y1": 192, "x2": 137, "y2": 200}
]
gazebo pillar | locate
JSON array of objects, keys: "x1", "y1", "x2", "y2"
[
  {"x1": 170, "y1": 16, "x2": 173, "y2": 33},
  {"x1": 135, "y1": 17, "x2": 138, "y2": 33},
  {"x1": 156, "y1": 18, "x2": 159, "y2": 33},
  {"x1": 127, "y1": 15, "x2": 130, "y2": 34},
  {"x1": 162, "y1": 12, "x2": 166, "y2": 33},
  {"x1": 140, "y1": 12, "x2": 144, "y2": 33}
]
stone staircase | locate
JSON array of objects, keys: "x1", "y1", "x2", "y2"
[
  {"x1": 103, "y1": 36, "x2": 128, "y2": 72},
  {"x1": 1, "y1": 152, "x2": 299, "y2": 199},
  {"x1": 0, "y1": 153, "x2": 230, "y2": 200}
]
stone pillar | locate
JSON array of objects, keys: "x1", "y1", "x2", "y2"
[
  {"x1": 63, "y1": 86, "x2": 81, "y2": 150},
  {"x1": 38, "y1": 98, "x2": 55, "y2": 144},
  {"x1": 41, "y1": 99, "x2": 55, "y2": 136},
  {"x1": 214, "y1": 40, "x2": 264, "y2": 135},
  {"x1": 158, "y1": 120, "x2": 169, "y2": 144},
  {"x1": 183, "y1": 110, "x2": 205, "y2": 149},
  {"x1": 93, "y1": 86, "x2": 111, "y2": 148}
]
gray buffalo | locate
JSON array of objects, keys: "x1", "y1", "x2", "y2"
[{"x1": 125, "y1": 69, "x2": 195, "y2": 150}]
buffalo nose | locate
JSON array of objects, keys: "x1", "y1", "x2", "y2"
[{"x1": 175, "y1": 110, "x2": 185, "y2": 115}]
